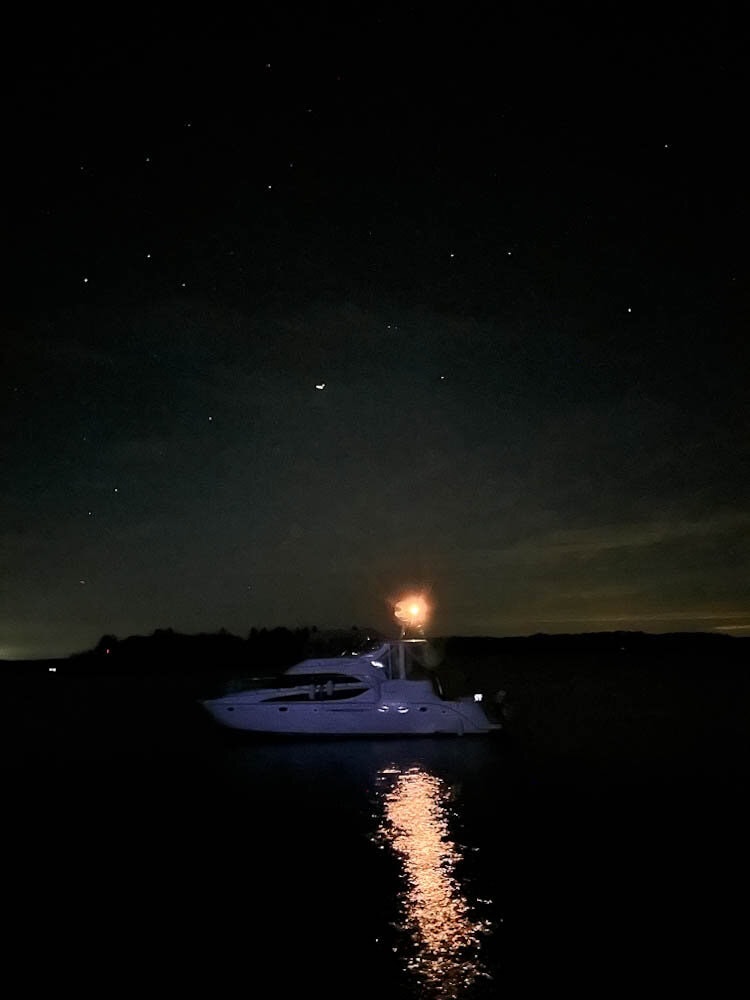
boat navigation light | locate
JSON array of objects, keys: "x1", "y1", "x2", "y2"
[{"x1": 393, "y1": 593, "x2": 431, "y2": 635}]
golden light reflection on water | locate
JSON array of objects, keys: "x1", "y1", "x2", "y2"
[{"x1": 374, "y1": 766, "x2": 493, "y2": 999}]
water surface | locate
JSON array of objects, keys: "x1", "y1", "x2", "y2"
[{"x1": 4, "y1": 672, "x2": 745, "y2": 996}]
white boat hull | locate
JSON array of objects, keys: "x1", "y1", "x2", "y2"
[
  {"x1": 199, "y1": 640, "x2": 502, "y2": 737},
  {"x1": 201, "y1": 694, "x2": 499, "y2": 736}
]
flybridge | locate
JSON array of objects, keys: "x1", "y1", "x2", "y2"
[{"x1": 370, "y1": 638, "x2": 429, "y2": 680}]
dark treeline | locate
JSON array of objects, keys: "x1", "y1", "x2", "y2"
[
  {"x1": 2, "y1": 627, "x2": 746, "y2": 679},
  {"x1": 53, "y1": 626, "x2": 750, "y2": 673},
  {"x1": 447, "y1": 630, "x2": 749, "y2": 658},
  {"x1": 62, "y1": 624, "x2": 387, "y2": 675}
]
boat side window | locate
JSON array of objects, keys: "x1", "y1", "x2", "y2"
[
  {"x1": 277, "y1": 673, "x2": 366, "y2": 700},
  {"x1": 318, "y1": 672, "x2": 369, "y2": 700},
  {"x1": 312, "y1": 676, "x2": 335, "y2": 699}
]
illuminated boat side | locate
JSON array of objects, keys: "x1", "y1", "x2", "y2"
[{"x1": 199, "y1": 639, "x2": 502, "y2": 736}]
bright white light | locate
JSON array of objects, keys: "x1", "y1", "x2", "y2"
[{"x1": 473, "y1": 693, "x2": 483, "y2": 702}]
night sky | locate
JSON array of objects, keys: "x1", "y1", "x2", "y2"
[{"x1": 3, "y1": 16, "x2": 748, "y2": 659}]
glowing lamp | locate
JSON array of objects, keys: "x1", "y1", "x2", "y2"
[{"x1": 393, "y1": 593, "x2": 430, "y2": 636}]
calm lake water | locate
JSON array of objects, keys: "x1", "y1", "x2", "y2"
[{"x1": 4, "y1": 669, "x2": 746, "y2": 996}]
